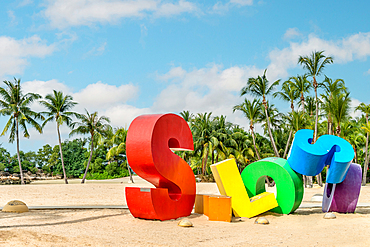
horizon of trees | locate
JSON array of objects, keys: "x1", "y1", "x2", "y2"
[{"x1": 0, "y1": 50, "x2": 369, "y2": 186}]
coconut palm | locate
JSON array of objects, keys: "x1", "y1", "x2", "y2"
[
  {"x1": 283, "y1": 111, "x2": 309, "y2": 157},
  {"x1": 192, "y1": 112, "x2": 216, "y2": 175},
  {"x1": 273, "y1": 80, "x2": 300, "y2": 159},
  {"x1": 70, "y1": 110, "x2": 111, "y2": 183},
  {"x1": 284, "y1": 110, "x2": 315, "y2": 187},
  {"x1": 329, "y1": 92, "x2": 351, "y2": 136},
  {"x1": 303, "y1": 96, "x2": 316, "y2": 117},
  {"x1": 233, "y1": 98, "x2": 262, "y2": 160},
  {"x1": 180, "y1": 110, "x2": 194, "y2": 123},
  {"x1": 0, "y1": 78, "x2": 43, "y2": 185},
  {"x1": 39, "y1": 90, "x2": 80, "y2": 184},
  {"x1": 356, "y1": 103, "x2": 370, "y2": 185},
  {"x1": 320, "y1": 76, "x2": 346, "y2": 135},
  {"x1": 289, "y1": 75, "x2": 311, "y2": 112},
  {"x1": 106, "y1": 127, "x2": 133, "y2": 183},
  {"x1": 298, "y1": 51, "x2": 333, "y2": 142},
  {"x1": 273, "y1": 80, "x2": 299, "y2": 112},
  {"x1": 241, "y1": 69, "x2": 281, "y2": 157}
]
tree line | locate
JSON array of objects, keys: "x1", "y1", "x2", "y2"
[
  {"x1": 0, "y1": 79, "x2": 131, "y2": 185},
  {"x1": 1, "y1": 50, "x2": 369, "y2": 187}
]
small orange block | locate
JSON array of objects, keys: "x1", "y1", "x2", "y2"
[
  {"x1": 194, "y1": 194, "x2": 232, "y2": 222},
  {"x1": 207, "y1": 195, "x2": 231, "y2": 222},
  {"x1": 194, "y1": 194, "x2": 206, "y2": 214}
]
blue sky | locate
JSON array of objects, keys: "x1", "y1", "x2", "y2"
[{"x1": 0, "y1": 0, "x2": 370, "y2": 154}]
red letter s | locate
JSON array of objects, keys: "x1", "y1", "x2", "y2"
[{"x1": 125, "y1": 114, "x2": 195, "y2": 220}]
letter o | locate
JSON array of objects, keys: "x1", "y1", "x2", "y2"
[{"x1": 241, "y1": 157, "x2": 303, "y2": 214}]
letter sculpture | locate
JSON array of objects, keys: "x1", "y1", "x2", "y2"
[
  {"x1": 125, "y1": 113, "x2": 196, "y2": 220},
  {"x1": 211, "y1": 129, "x2": 360, "y2": 216},
  {"x1": 241, "y1": 157, "x2": 303, "y2": 214},
  {"x1": 287, "y1": 129, "x2": 357, "y2": 212},
  {"x1": 211, "y1": 159, "x2": 278, "y2": 218},
  {"x1": 124, "y1": 112, "x2": 361, "y2": 220}
]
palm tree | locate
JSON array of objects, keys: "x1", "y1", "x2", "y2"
[
  {"x1": 283, "y1": 111, "x2": 309, "y2": 157},
  {"x1": 303, "y1": 96, "x2": 316, "y2": 117},
  {"x1": 273, "y1": 80, "x2": 299, "y2": 112},
  {"x1": 329, "y1": 92, "x2": 351, "y2": 136},
  {"x1": 0, "y1": 78, "x2": 43, "y2": 185},
  {"x1": 192, "y1": 112, "x2": 217, "y2": 175},
  {"x1": 180, "y1": 110, "x2": 194, "y2": 123},
  {"x1": 70, "y1": 110, "x2": 111, "y2": 183},
  {"x1": 320, "y1": 76, "x2": 346, "y2": 135},
  {"x1": 356, "y1": 103, "x2": 370, "y2": 185},
  {"x1": 106, "y1": 127, "x2": 134, "y2": 183},
  {"x1": 241, "y1": 69, "x2": 281, "y2": 157},
  {"x1": 39, "y1": 90, "x2": 80, "y2": 184},
  {"x1": 289, "y1": 75, "x2": 311, "y2": 112},
  {"x1": 298, "y1": 51, "x2": 333, "y2": 142},
  {"x1": 273, "y1": 80, "x2": 299, "y2": 159},
  {"x1": 233, "y1": 98, "x2": 262, "y2": 160}
]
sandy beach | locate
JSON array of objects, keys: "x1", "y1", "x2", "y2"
[{"x1": 0, "y1": 176, "x2": 369, "y2": 246}]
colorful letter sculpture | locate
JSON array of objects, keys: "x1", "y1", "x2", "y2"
[
  {"x1": 328, "y1": 163, "x2": 362, "y2": 213},
  {"x1": 210, "y1": 159, "x2": 278, "y2": 218},
  {"x1": 287, "y1": 129, "x2": 358, "y2": 213},
  {"x1": 241, "y1": 157, "x2": 303, "y2": 214},
  {"x1": 288, "y1": 129, "x2": 354, "y2": 184},
  {"x1": 125, "y1": 114, "x2": 196, "y2": 220}
]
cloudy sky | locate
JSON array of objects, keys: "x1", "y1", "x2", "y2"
[{"x1": 0, "y1": 0, "x2": 370, "y2": 153}]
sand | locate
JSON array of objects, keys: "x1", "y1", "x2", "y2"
[{"x1": 0, "y1": 176, "x2": 369, "y2": 246}]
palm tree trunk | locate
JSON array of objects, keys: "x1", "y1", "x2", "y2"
[
  {"x1": 127, "y1": 163, "x2": 134, "y2": 183},
  {"x1": 82, "y1": 135, "x2": 94, "y2": 183},
  {"x1": 336, "y1": 124, "x2": 341, "y2": 137},
  {"x1": 202, "y1": 145, "x2": 209, "y2": 175},
  {"x1": 57, "y1": 123, "x2": 68, "y2": 184},
  {"x1": 328, "y1": 120, "x2": 332, "y2": 135},
  {"x1": 263, "y1": 105, "x2": 280, "y2": 157},
  {"x1": 313, "y1": 76, "x2": 319, "y2": 143},
  {"x1": 363, "y1": 116, "x2": 369, "y2": 186},
  {"x1": 301, "y1": 94, "x2": 305, "y2": 113},
  {"x1": 16, "y1": 118, "x2": 25, "y2": 185},
  {"x1": 283, "y1": 129, "x2": 293, "y2": 159},
  {"x1": 316, "y1": 173, "x2": 323, "y2": 187},
  {"x1": 250, "y1": 125, "x2": 261, "y2": 160}
]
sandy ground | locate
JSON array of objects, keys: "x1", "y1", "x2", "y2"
[{"x1": 0, "y1": 176, "x2": 369, "y2": 246}]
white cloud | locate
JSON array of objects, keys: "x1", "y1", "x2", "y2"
[
  {"x1": 0, "y1": 35, "x2": 55, "y2": 77},
  {"x1": 18, "y1": 0, "x2": 33, "y2": 7},
  {"x1": 84, "y1": 42, "x2": 107, "y2": 57},
  {"x1": 43, "y1": 0, "x2": 200, "y2": 29},
  {"x1": 210, "y1": 2, "x2": 230, "y2": 15},
  {"x1": 156, "y1": 66, "x2": 187, "y2": 81},
  {"x1": 267, "y1": 32, "x2": 370, "y2": 81},
  {"x1": 210, "y1": 0, "x2": 253, "y2": 14},
  {"x1": 153, "y1": 64, "x2": 262, "y2": 130},
  {"x1": 230, "y1": 0, "x2": 253, "y2": 6},
  {"x1": 7, "y1": 10, "x2": 17, "y2": 26},
  {"x1": 154, "y1": 0, "x2": 199, "y2": 17},
  {"x1": 283, "y1": 27, "x2": 301, "y2": 40},
  {"x1": 350, "y1": 98, "x2": 364, "y2": 119},
  {"x1": 366, "y1": 68, "x2": 370, "y2": 74},
  {"x1": 72, "y1": 81, "x2": 139, "y2": 112}
]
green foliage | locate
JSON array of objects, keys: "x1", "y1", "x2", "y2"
[
  {"x1": 52, "y1": 138, "x2": 88, "y2": 177},
  {"x1": 105, "y1": 162, "x2": 119, "y2": 176},
  {"x1": 0, "y1": 163, "x2": 5, "y2": 171},
  {"x1": 91, "y1": 157, "x2": 104, "y2": 173}
]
